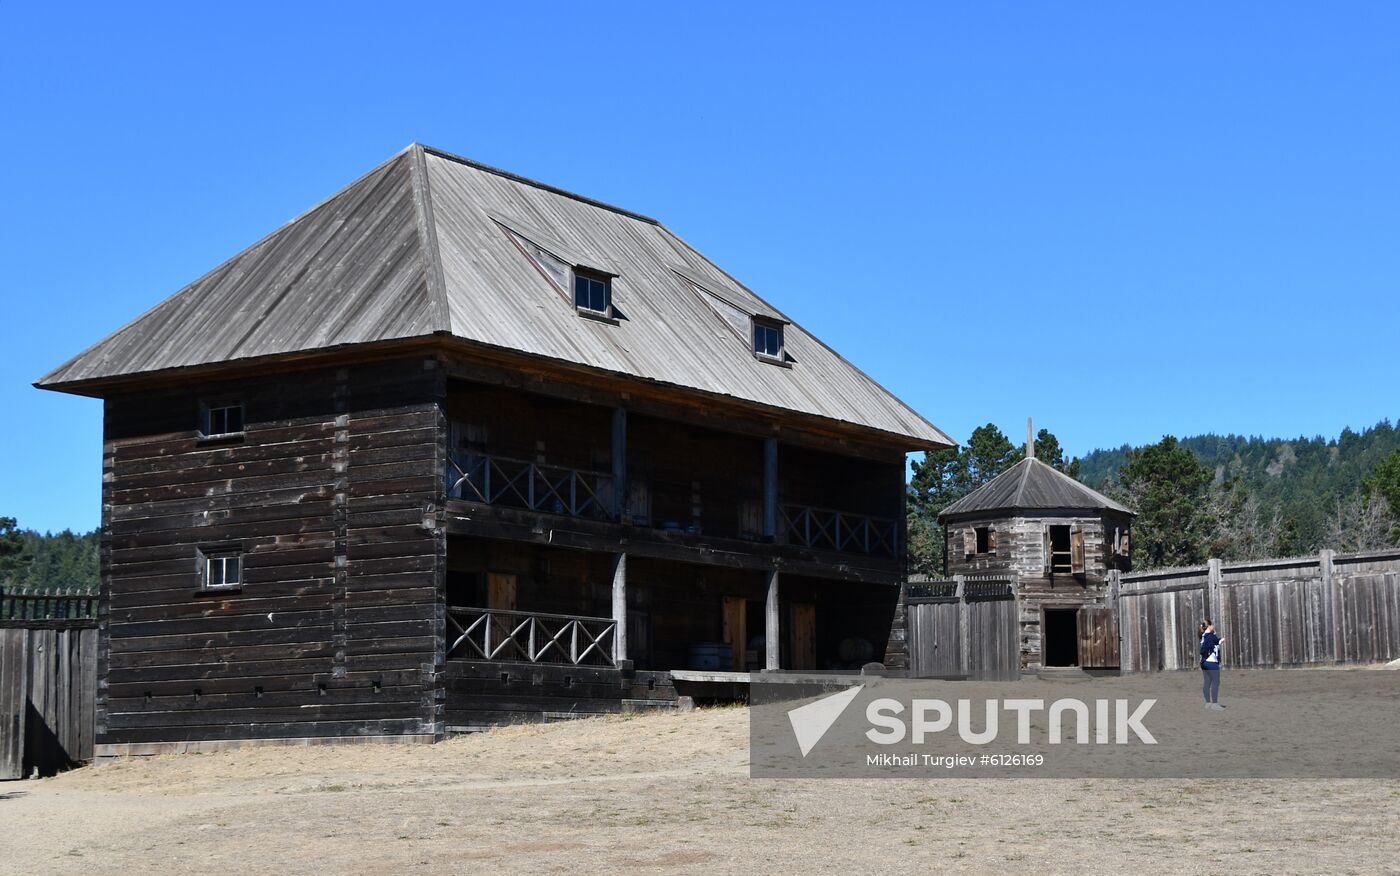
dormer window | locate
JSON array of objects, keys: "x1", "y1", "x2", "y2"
[
  {"x1": 752, "y1": 318, "x2": 784, "y2": 361},
  {"x1": 573, "y1": 269, "x2": 612, "y2": 316}
]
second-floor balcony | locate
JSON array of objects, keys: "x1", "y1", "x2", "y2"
[
  {"x1": 782, "y1": 504, "x2": 898, "y2": 557},
  {"x1": 446, "y1": 451, "x2": 614, "y2": 522},
  {"x1": 441, "y1": 381, "x2": 902, "y2": 560},
  {"x1": 445, "y1": 450, "x2": 898, "y2": 558}
]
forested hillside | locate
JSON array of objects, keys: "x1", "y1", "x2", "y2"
[
  {"x1": 909, "y1": 419, "x2": 1400, "y2": 573},
  {"x1": 1079, "y1": 421, "x2": 1400, "y2": 556},
  {"x1": 0, "y1": 517, "x2": 100, "y2": 592}
]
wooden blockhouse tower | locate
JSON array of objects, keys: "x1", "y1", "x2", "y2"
[{"x1": 936, "y1": 428, "x2": 1135, "y2": 672}]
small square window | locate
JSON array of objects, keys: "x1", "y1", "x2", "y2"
[
  {"x1": 202, "y1": 403, "x2": 244, "y2": 437},
  {"x1": 975, "y1": 526, "x2": 991, "y2": 554},
  {"x1": 752, "y1": 320, "x2": 784, "y2": 360},
  {"x1": 201, "y1": 550, "x2": 243, "y2": 591},
  {"x1": 573, "y1": 270, "x2": 611, "y2": 315}
]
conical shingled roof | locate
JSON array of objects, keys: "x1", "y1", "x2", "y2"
[
  {"x1": 37, "y1": 144, "x2": 952, "y2": 451},
  {"x1": 938, "y1": 457, "x2": 1133, "y2": 521}
]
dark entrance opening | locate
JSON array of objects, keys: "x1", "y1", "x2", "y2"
[{"x1": 1043, "y1": 608, "x2": 1079, "y2": 667}]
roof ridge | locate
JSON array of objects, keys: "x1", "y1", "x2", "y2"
[
  {"x1": 408, "y1": 144, "x2": 451, "y2": 333},
  {"x1": 418, "y1": 144, "x2": 661, "y2": 226},
  {"x1": 1013, "y1": 457, "x2": 1033, "y2": 506}
]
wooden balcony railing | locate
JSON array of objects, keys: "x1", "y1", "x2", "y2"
[
  {"x1": 781, "y1": 504, "x2": 898, "y2": 557},
  {"x1": 445, "y1": 606, "x2": 617, "y2": 667},
  {"x1": 446, "y1": 451, "x2": 614, "y2": 521}
]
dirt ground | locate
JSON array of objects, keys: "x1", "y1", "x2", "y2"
[{"x1": 4, "y1": 705, "x2": 1399, "y2": 875}]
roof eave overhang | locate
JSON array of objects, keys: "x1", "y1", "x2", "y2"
[
  {"x1": 938, "y1": 505, "x2": 1136, "y2": 525},
  {"x1": 35, "y1": 334, "x2": 956, "y2": 454}
]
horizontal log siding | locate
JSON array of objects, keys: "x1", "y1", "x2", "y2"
[{"x1": 98, "y1": 358, "x2": 445, "y2": 748}]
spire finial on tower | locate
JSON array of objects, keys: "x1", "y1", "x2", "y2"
[{"x1": 1027, "y1": 416, "x2": 1034, "y2": 461}]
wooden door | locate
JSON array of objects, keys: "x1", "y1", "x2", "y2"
[
  {"x1": 790, "y1": 603, "x2": 817, "y2": 671},
  {"x1": 722, "y1": 596, "x2": 746, "y2": 671},
  {"x1": 487, "y1": 573, "x2": 517, "y2": 611},
  {"x1": 1077, "y1": 606, "x2": 1120, "y2": 668},
  {"x1": 1070, "y1": 528, "x2": 1086, "y2": 575}
]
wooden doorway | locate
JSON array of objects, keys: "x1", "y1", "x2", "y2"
[
  {"x1": 1042, "y1": 607, "x2": 1079, "y2": 666},
  {"x1": 487, "y1": 573, "x2": 517, "y2": 610},
  {"x1": 790, "y1": 602, "x2": 816, "y2": 671},
  {"x1": 722, "y1": 596, "x2": 747, "y2": 671}
]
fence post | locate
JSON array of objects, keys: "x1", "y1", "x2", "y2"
[
  {"x1": 1321, "y1": 549, "x2": 1341, "y2": 663},
  {"x1": 1207, "y1": 558, "x2": 1223, "y2": 626},
  {"x1": 955, "y1": 575, "x2": 968, "y2": 678}
]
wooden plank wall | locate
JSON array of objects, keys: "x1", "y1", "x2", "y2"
[
  {"x1": 1117, "y1": 550, "x2": 1400, "y2": 672},
  {"x1": 99, "y1": 357, "x2": 445, "y2": 750},
  {"x1": 0, "y1": 625, "x2": 97, "y2": 778},
  {"x1": 906, "y1": 599, "x2": 961, "y2": 678},
  {"x1": 906, "y1": 582, "x2": 1020, "y2": 681}
]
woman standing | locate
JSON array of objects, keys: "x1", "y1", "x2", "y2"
[{"x1": 1199, "y1": 620, "x2": 1225, "y2": 710}]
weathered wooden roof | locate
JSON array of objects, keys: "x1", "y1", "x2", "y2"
[
  {"x1": 38, "y1": 144, "x2": 952, "y2": 449},
  {"x1": 938, "y1": 458, "x2": 1133, "y2": 520}
]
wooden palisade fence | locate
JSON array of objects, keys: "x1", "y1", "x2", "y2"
[
  {"x1": 905, "y1": 575, "x2": 1020, "y2": 680},
  {"x1": 1114, "y1": 548, "x2": 1400, "y2": 673},
  {"x1": 1, "y1": 588, "x2": 99, "y2": 779}
]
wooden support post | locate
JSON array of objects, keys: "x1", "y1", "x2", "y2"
[
  {"x1": 763, "y1": 437, "x2": 778, "y2": 542},
  {"x1": 611, "y1": 552, "x2": 628, "y2": 663},
  {"x1": 1207, "y1": 558, "x2": 1223, "y2": 627},
  {"x1": 765, "y1": 569, "x2": 780, "y2": 671},
  {"x1": 1321, "y1": 548, "x2": 1342, "y2": 663},
  {"x1": 612, "y1": 408, "x2": 627, "y2": 522}
]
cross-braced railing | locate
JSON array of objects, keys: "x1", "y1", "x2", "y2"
[
  {"x1": 446, "y1": 451, "x2": 614, "y2": 521},
  {"x1": 781, "y1": 504, "x2": 897, "y2": 557},
  {"x1": 445, "y1": 606, "x2": 617, "y2": 667}
]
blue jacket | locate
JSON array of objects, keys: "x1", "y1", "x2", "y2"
[{"x1": 1200, "y1": 632, "x2": 1222, "y2": 670}]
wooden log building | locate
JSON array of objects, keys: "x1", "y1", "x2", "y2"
[
  {"x1": 934, "y1": 427, "x2": 1135, "y2": 673},
  {"x1": 36, "y1": 144, "x2": 953, "y2": 754}
]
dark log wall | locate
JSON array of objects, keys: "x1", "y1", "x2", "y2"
[{"x1": 99, "y1": 357, "x2": 445, "y2": 752}]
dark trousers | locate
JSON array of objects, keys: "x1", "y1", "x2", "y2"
[{"x1": 1202, "y1": 668, "x2": 1220, "y2": 703}]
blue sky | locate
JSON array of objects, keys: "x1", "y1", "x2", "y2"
[{"x1": 3, "y1": 3, "x2": 1397, "y2": 533}]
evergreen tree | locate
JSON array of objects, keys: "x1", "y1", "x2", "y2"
[
  {"x1": 961, "y1": 424, "x2": 1018, "y2": 491},
  {"x1": 1362, "y1": 448, "x2": 1400, "y2": 539},
  {"x1": 906, "y1": 424, "x2": 1068, "y2": 574},
  {"x1": 1113, "y1": 436, "x2": 1216, "y2": 568},
  {"x1": 907, "y1": 446, "x2": 960, "y2": 576},
  {"x1": 0, "y1": 523, "x2": 100, "y2": 592},
  {"x1": 0, "y1": 517, "x2": 29, "y2": 577},
  {"x1": 1021, "y1": 428, "x2": 1082, "y2": 479}
]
